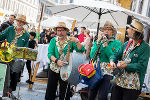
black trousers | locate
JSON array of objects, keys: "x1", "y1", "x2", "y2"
[
  {"x1": 3, "y1": 67, "x2": 18, "y2": 93},
  {"x1": 26, "y1": 60, "x2": 31, "y2": 79},
  {"x1": 45, "y1": 69, "x2": 71, "y2": 100},
  {"x1": 10, "y1": 72, "x2": 18, "y2": 91},
  {"x1": 111, "y1": 85, "x2": 141, "y2": 100},
  {"x1": 3, "y1": 60, "x2": 24, "y2": 96},
  {"x1": 3, "y1": 66, "x2": 10, "y2": 96},
  {"x1": 88, "y1": 75, "x2": 113, "y2": 100}
]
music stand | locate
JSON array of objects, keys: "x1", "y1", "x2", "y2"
[{"x1": 0, "y1": 47, "x2": 27, "y2": 99}]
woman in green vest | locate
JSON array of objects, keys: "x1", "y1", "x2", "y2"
[
  {"x1": 89, "y1": 21, "x2": 121, "y2": 100},
  {"x1": 110, "y1": 19, "x2": 150, "y2": 100}
]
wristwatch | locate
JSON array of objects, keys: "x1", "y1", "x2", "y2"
[{"x1": 55, "y1": 58, "x2": 59, "y2": 64}]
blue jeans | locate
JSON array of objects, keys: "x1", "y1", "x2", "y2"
[{"x1": 88, "y1": 75, "x2": 113, "y2": 100}]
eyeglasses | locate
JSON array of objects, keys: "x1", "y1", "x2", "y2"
[
  {"x1": 57, "y1": 30, "x2": 65, "y2": 32},
  {"x1": 104, "y1": 28, "x2": 112, "y2": 31}
]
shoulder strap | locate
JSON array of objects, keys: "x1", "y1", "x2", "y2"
[{"x1": 92, "y1": 42, "x2": 102, "y2": 62}]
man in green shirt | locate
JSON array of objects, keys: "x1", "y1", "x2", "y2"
[
  {"x1": 45, "y1": 22, "x2": 85, "y2": 100},
  {"x1": 89, "y1": 21, "x2": 121, "y2": 100},
  {"x1": 0, "y1": 14, "x2": 29, "y2": 96}
]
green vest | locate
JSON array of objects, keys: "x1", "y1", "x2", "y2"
[{"x1": 90, "y1": 39, "x2": 121, "y2": 63}]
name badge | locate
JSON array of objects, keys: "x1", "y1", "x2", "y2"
[
  {"x1": 133, "y1": 54, "x2": 138, "y2": 57},
  {"x1": 112, "y1": 47, "x2": 115, "y2": 50}
]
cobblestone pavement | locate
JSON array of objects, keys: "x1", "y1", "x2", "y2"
[{"x1": 12, "y1": 67, "x2": 82, "y2": 100}]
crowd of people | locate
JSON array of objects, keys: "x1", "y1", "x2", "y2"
[
  {"x1": 0, "y1": 13, "x2": 149, "y2": 100},
  {"x1": 38, "y1": 28, "x2": 55, "y2": 44}
]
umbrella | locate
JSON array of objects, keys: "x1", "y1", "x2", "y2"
[
  {"x1": 48, "y1": 0, "x2": 129, "y2": 35},
  {"x1": 76, "y1": 21, "x2": 106, "y2": 29},
  {"x1": 48, "y1": 0, "x2": 150, "y2": 35},
  {"x1": 41, "y1": 15, "x2": 73, "y2": 29}
]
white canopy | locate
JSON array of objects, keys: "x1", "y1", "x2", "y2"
[
  {"x1": 41, "y1": 15, "x2": 73, "y2": 29},
  {"x1": 49, "y1": 0, "x2": 128, "y2": 29},
  {"x1": 49, "y1": 0, "x2": 150, "y2": 32}
]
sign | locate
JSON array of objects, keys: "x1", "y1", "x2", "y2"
[
  {"x1": 0, "y1": 64, "x2": 7, "y2": 97},
  {"x1": 0, "y1": 13, "x2": 4, "y2": 16}
]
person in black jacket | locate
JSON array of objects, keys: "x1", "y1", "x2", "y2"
[
  {"x1": 0, "y1": 15, "x2": 16, "y2": 32},
  {"x1": 0, "y1": 23, "x2": 10, "y2": 33},
  {"x1": 44, "y1": 31, "x2": 55, "y2": 44},
  {"x1": 39, "y1": 29, "x2": 47, "y2": 44},
  {"x1": 26, "y1": 32, "x2": 36, "y2": 83},
  {"x1": 4, "y1": 14, "x2": 16, "y2": 26}
]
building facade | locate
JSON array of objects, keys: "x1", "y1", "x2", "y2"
[
  {"x1": 55, "y1": 0, "x2": 74, "y2": 4},
  {"x1": 0, "y1": 0, "x2": 39, "y2": 23},
  {"x1": 130, "y1": 0, "x2": 150, "y2": 17},
  {"x1": 0, "y1": 0, "x2": 57, "y2": 24},
  {"x1": 38, "y1": 0, "x2": 56, "y2": 22}
]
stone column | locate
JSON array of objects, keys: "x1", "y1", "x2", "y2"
[
  {"x1": 142, "y1": 0, "x2": 149, "y2": 16},
  {"x1": 135, "y1": 0, "x2": 140, "y2": 13}
]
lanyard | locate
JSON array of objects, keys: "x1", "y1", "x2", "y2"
[{"x1": 123, "y1": 40, "x2": 141, "y2": 60}]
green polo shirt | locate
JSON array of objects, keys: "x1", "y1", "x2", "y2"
[
  {"x1": 0, "y1": 26, "x2": 29, "y2": 47},
  {"x1": 90, "y1": 39, "x2": 121, "y2": 63},
  {"x1": 110, "y1": 40, "x2": 150, "y2": 87}
]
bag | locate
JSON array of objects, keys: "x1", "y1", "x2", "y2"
[
  {"x1": 79, "y1": 59, "x2": 103, "y2": 88},
  {"x1": 78, "y1": 61, "x2": 95, "y2": 78}
]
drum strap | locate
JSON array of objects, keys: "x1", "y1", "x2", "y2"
[
  {"x1": 92, "y1": 39, "x2": 111, "y2": 62},
  {"x1": 92, "y1": 43, "x2": 102, "y2": 62},
  {"x1": 59, "y1": 49, "x2": 65, "y2": 60}
]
